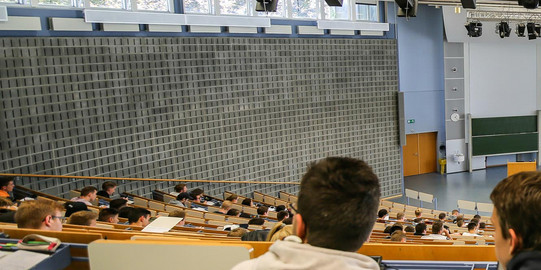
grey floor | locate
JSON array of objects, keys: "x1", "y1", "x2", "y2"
[{"x1": 389, "y1": 166, "x2": 508, "y2": 214}]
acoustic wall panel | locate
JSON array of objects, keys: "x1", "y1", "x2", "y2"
[{"x1": 0, "y1": 37, "x2": 400, "y2": 198}]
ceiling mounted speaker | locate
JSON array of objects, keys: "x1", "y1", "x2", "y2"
[
  {"x1": 255, "y1": 0, "x2": 279, "y2": 12},
  {"x1": 396, "y1": 0, "x2": 417, "y2": 17},
  {"x1": 325, "y1": 0, "x2": 343, "y2": 6}
]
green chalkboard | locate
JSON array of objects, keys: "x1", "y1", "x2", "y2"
[
  {"x1": 472, "y1": 133, "x2": 538, "y2": 156},
  {"x1": 472, "y1": 116, "x2": 537, "y2": 136}
]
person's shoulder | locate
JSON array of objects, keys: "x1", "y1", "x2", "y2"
[{"x1": 231, "y1": 258, "x2": 257, "y2": 270}]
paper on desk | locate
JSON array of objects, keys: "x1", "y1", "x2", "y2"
[
  {"x1": 0, "y1": 250, "x2": 50, "y2": 270},
  {"x1": 141, "y1": 216, "x2": 183, "y2": 233}
]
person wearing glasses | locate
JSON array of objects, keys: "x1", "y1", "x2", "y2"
[
  {"x1": 233, "y1": 157, "x2": 381, "y2": 270},
  {"x1": 14, "y1": 200, "x2": 64, "y2": 231}
]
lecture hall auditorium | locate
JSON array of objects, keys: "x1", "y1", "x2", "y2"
[{"x1": 0, "y1": 0, "x2": 537, "y2": 267}]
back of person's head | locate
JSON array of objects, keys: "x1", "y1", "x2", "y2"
[
  {"x1": 452, "y1": 209, "x2": 459, "y2": 215},
  {"x1": 0, "y1": 197, "x2": 14, "y2": 208},
  {"x1": 282, "y1": 217, "x2": 293, "y2": 225},
  {"x1": 101, "y1": 181, "x2": 117, "y2": 191},
  {"x1": 174, "y1": 184, "x2": 187, "y2": 193},
  {"x1": 378, "y1": 209, "x2": 388, "y2": 218},
  {"x1": 64, "y1": 201, "x2": 89, "y2": 217},
  {"x1": 490, "y1": 171, "x2": 541, "y2": 259},
  {"x1": 297, "y1": 157, "x2": 380, "y2": 252},
  {"x1": 390, "y1": 231, "x2": 406, "y2": 242},
  {"x1": 189, "y1": 188, "x2": 204, "y2": 198},
  {"x1": 226, "y1": 209, "x2": 240, "y2": 216},
  {"x1": 118, "y1": 206, "x2": 134, "y2": 219},
  {"x1": 15, "y1": 200, "x2": 63, "y2": 229},
  {"x1": 470, "y1": 218, "x2": 480, "y2": 225},
  {"x1": 169, "y1": 210, "x2": 186, "y2": 219},
  {"x1": 473, "y1": 214, "x2": 481, "y2": 220},
  {"x1": 457, "y1": 219, "x2": 464, "y2": 227},
  {"x1": 414, "y1": 209, "x2": 422, "y2": 217},
  {"x1": 225, "y1": 194, "x2": 238, "y2": 202},
  {"x1": 176, "y1": 192, "x2": 190, "y2": 201},
  {"x1": 438, "y1": 212, "x2": 446, "y2": 220},
  {"x1": 415, "y1": 223, "x2": 427, "y2": 234},
  {"x1": 241, "y1": 198, "x2": 252, "y2": 206},
  {"x1": 266, "y1": 223, "x2": 293, "y2": 242},
  {"x1": 277, "y1": 210, "x2": 289, "y2": 221},
  {"x1": 257, "y1": 206, "x2": 268, "y2": 216},
  {"x1": 396, "y1": 212, "x2": 405, "y2": 220},
  {"x1": 128, "y1": 208, "x2": 151, "y2": 224},
  {"x1": 109, "y1": 198, "x2": 128, "y2": 210},
  {"x1": 80, "y1": 186, "x2": 97, "y2": 197},
  {"x1": 479, "y1": 222, "x2": 486, "y2": 229},
  {"x1": 383, "y1": 226, "x2": 392, "y2": 234},
  {"x1": 228, "y1": 227, "x2": 248, "y2": 237},
  {"x1": 221, "y1": 201, "x2": 233, "y2": 210},
  {"x1": 390, "y1": 224, "x2": 403, "y2": 235},
  {"x1": 467, "y1": 221, "x2": 477, "y2": 231},
  {"x1": 0, "y1": 176, "x2": 14, "y2": 189},
  {"x1": 405, "y1": 225, "x2": 415, "y2": 233},
  {"x1": 275, "y1": 205, "x2": 286, "y2": 212},
  {"x1": 68, "y1": 211, "x2": 98, "y2": 226},
  {"x1": 248, "y1": 217, "x2": 265, "y2": 225},
  {"x1": 98, "y1": 208, "x2": 119, "y2": 222},
  {"x1": 432, "y1": 221, "x2": 443, "y2": 234}
]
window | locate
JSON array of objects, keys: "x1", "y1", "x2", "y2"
[
  {"x1": 89, "y1": 0, "x2": 123, "y2": 9},
  {"x1": 355, "y1": 0, "x2": 378, "y2": 21},
  {"x1": 292, "y1": 0, "x2": 318, "y2": 19},
  {"x1": 138, "y1": 0, "x2": 169, "y2": 11},
  {"x1": 256, "y1": 0, "x2": 285, "y2": 17},
  {"x1": 39, "y1": 0, "x2": 72, "y2": 6},
  {"x1": 184, "y1": 0, "x2": 210, "y2": 13},
  {"x1": 219, "y1": 0, "x2": 248, "y2": 15},
  {"x1": 324, "y1": 0, "x2": 350, "y2": 20}
]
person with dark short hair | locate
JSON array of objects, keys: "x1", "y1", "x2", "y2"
[
  {"x1": 98, "y1": 208, "x2": 119, "y2": 224},
  {"x1": 257, "y1": 206, "x2": 269, "y2": 218},
  {"x1": 70, "y1": 186, "x2": 97, "y2": 206},
  {"x1": 438, "y1": 212, "x2": 447, "y2": 221},
  {"x1": 462, "y1": 221, "x2": 481, "y2": 236},
  {"x1": 0, "y1": 176, "x2": 15, "y2": 201},
  {"x1": 118, "y1": 206, "x2": 133, "y2": 219},
  {"x1": 241, "y1": 198, "x2": 254, "y2": 207},
  {"x1": 415, "y1": 223, "x2": 427, "y2": 236},
  {"x1": 421, "y1": 221, "x2": 450, "y2": 240},
  {"x1": 128, "y1": 208, "x2": 151, "y2": 227},
  {"x1": 64, "y1": 201, "x2": 89, "y2": 217},
  {"x1": 170, "y1": 183, "x2": 187, "y2": 197},
  {"x1": 169, "y1": 192, "x2": 190, "y2": 207},
  {"x1": 97, "y1": 181, "x2": 117, "y2": 198},
  {"x1": 277, "y1": 210, "x2": 289, "y2": 222},
  {"x1": 225, "y1": 194, "x2": 238, "y2": 204},
  {"x1": 189, "y1": 188, "x2": 204, "y2": 203},
  {"x1": 377, "y1": 209, "x2": 389, "y2": 222},
  {"x1": 490, "y1": 171, "x2": 541, "y2": 270},
  {"x1": 226, "y1": 208, "x2": 241, "y2": 217},
  {"x1": 233, "y1": 157, "x2": 381, "y2": 269},
  {"x1": 248, "y1": 218, "x2": 265, "y2": 225},
  {"x1": 109, "y1": 198, "x2": 128, "y2": 211}
]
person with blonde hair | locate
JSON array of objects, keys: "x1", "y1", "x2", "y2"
[
  {"x1": 15, "y1": 200, "x2": 64, "y2": 231},
  {"x1": 67, "y1": 211, "x2": 98, "y2": 226},
  {"x1": 0, "y1": 197, "x2": 16, "y2": 223},
  {"x1": 266, "y1": 223, "x2": 294, "y2": 242},
  {"x1": 391, "y1": 231, "x2": 407, "y2": 242}
]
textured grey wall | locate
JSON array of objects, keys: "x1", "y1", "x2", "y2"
[{"x1": 0, "y1": 37, "x2": 401, "y2": 199}]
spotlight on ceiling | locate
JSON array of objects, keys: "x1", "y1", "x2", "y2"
[
  {"x1": 518, "y1": 0, "x2": 539, "y2": 9},
  {"x1": 516, "y1": 23, "x2": 526, "y2": 37},
  {"x1": 527, "y1": 22, "x2": 538, "y2": 39},
  {"x1": 255, "y1": 0, "x2": 278, "y2": 12},
  {"x1": 496, "y1": 22, "x2": 511, "y2": 38},
  {"x1": 465, "y1": 21, "x2": 482, "y2": 37}
]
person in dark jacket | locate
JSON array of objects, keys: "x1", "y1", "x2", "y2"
[{"x1": 490, "y1": 171, "x2": 541, "y2": 270}]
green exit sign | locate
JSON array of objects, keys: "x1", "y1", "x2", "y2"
[{"x1": 407, "y1": 119, "x2": 415, "y2": 124}]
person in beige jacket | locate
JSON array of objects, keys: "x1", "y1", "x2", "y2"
[{"x1": 232, "y1": 157, "x2": 381, "y2": 270}]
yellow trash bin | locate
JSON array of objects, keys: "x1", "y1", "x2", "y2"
[{"x1": 439, "y1": 158, "x2": 446, "y2": 175}]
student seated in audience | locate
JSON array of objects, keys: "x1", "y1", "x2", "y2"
[
  {"x1": 15, "y1": 200, "x2": 64, "y2": 231},
  {"x1": 462, "y1": 221, "x2": 481, "y2": 237},
  {"x1": 241, "y1": 198, "x2": 254, "y2": 207},
  {"x1": 257, "y1": 206, "x2": 269, "y2": 218},
  {"x1": 0, "y1": 176, "x2": 15, "y2": 201},
  {"x1": 405, "y1": 225, "x2": 414, "y2": 233},
  {"x1": 282, "y1": 217, "x2": 293, "y2": 225},
  {"x1": 216, "y1": 201, "x2": 232, "y2": 214},
  {"x1": 276, "y1": 210, "x2": 289, "y2": 222},
  {"x1": 170, "y1": 183, "x2": 187, "y2": 197},
  {"x1": 266, "y1": 223, "x2": 293, "y2": 242},
  {"x1": 70, "y1": 186, "x2": 98, "y2": 206},
  {"x1": 438, "y1": 212, "x2": 446, "y2": 222},
  {"x1": 169, "y1": 192, "x2": 190, "y2": 207},
  {"x1": 67, "y1": 211, "x2": 98, "y2": 226},
  {"x1": 391, "y1": 231, "x2": 407, "y2": 242},
  {"x1": 225, "y1": 194, "x2": 238, "y2": 204},
  {"x1": 377, "y1": 209, "x2": 389, "y2": 222},
  {"x1": 189, "y1": 188, "x2": 204, "y2": 203},
  {"x1": 168, "y1": 210, "x2": 186, "y2": 226},
  {"x1": 413, "y1": 209, "x2": 425, "y2": 223},
  {"x1": 395, "y1": 212, "x2": 406, "y2": 223},
  {"x1": 414, "y1": 223, "x2": 427, "y2": 236},
  {"x1": 97, "y1": 181, "x2": 117, "y2": 199},
  {"x1": 118, "y1": 206, "x2": 134, "y2": 219},
  {"x1": 98, "y1": 208, "x2": 120, "y2": 224},
  {"x1": 0, "y1": 197, "x2": 16, "y2": 223},
  {"x1": 421, "y1": 221, "x2": 451, "y2": 240},
  {"x1": 226, "y1": 208, "x2": 241, "y2": 217},
  {"x1": 385, "y1": 224, "x2": 404, "y2": 239},
  {"x1": 233, "y1": 157, "x2": 381, "y2": 270},
  {"x1": 64, "y1": 201, "x2": 89, "y2": 217},
  {"x1": 489, "y1": 171, "x2": 541, "y2": 270},
  {"x1": 248, "y1": 217, "x2": 265, "y2": 225},
  {"x1": 449, "y1": 209, "x2": 460, "y2": 222},
  {"x1": 478, "y1": 222, "x2": 486, "y2": 234},
  {"x1": 456, "y1": 216, "x2": 466, "y2": 228},
  {"x1": 473, "y1": 214, "x2": 481, "y2": 220},
  {"x1": 128, "y1": 208, "x2": 151, "y2": 227},
  {"x1": 109, "y1": 198, "x2": 128, "y2": 211}
]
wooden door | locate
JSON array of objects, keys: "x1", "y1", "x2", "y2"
[
  {"x1": 419, "y1": 132, "x2": 437, "y2": 174},
  {"x1": 403, "y1": 134, "x2": 420, "y2": 177},
  {"x1": 403, "y1": 132, "x2": 437, "y2": 176}
]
